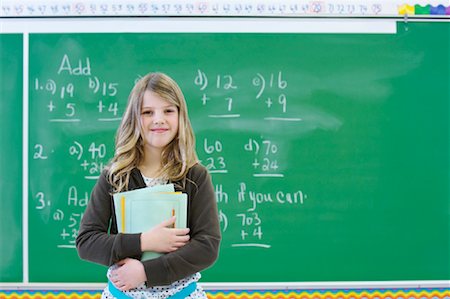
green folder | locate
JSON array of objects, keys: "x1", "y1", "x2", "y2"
[{"x1": 113, "y1": 184, "x2": 188, "y2": 261}]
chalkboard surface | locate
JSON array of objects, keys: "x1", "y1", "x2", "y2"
[
  {"x1": 0, "y1": 34, "x2": 23, "y2": 282},
  {"x1": 10, "y1": 22, "x2": 450, "y2": 283}
]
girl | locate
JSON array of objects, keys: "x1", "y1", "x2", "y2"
[{"x1": 76, "y1": 72, "x2": 221, "y2": 298}]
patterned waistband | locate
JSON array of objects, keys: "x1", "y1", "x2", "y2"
[{"x1": 108, "y1": 280, "x2": 197, "y2": 299}]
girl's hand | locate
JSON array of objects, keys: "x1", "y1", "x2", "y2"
[
  {"x1": 140, "y1": 216, "x2": 190, "y2": 253},
  {"x1": 110, "y1": 258, "x2": 146, "y2": 291}
]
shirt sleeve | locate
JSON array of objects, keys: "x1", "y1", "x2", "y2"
[
  {"x1": 142, "y1": 164, "x2": 222, "y2": 286},
  {"x1": 76, "y1": 170, "x2": 142, "y2": 266}
]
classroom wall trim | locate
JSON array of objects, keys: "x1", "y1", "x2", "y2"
[
  {"x1": 0, "y1": 288, "x2": 449, "y2": 299},
  {"x1": 1, "y1": 0, "x2": 450, "y2": 18}
]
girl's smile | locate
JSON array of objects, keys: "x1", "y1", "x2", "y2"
[{"x1": 151, "y1": 127, "x2": 169, "y2": 133}]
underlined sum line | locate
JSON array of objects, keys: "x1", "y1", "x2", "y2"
[
  {"x1": 264, "y1": 117, "x2": 302, "y2": 121},
  {"x1": 232, "y1": 243, "x2": 271, "y2": 248},
  {"x1": 49, "y1": 119, "x2": 80, "y2": 122},
  {"x1": 57, "y1": 245, "x2": 76, "y2": 249},
  {"x1": 208, "y1": 114, "x2": 241, "y2": 118},
  {"x1": 98, "y1": 117, "x2": 122, "y2": 122},
  {"x1": 85, "y1": 176, "x2": 100, "y2": 180},
  {"x1": 253, "y1": 173, "x2": 284, "y2": 178},
  {"x1": 209, "y1": 170, "x2": 228, "y2": 174}
]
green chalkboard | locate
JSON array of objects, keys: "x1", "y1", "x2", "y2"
[
  {"x1": 0, "y1": 34, "x2": 23, "y2": 282},
  {"x1": 23, "y1": 22, "x2": 450, "y2": 283}
]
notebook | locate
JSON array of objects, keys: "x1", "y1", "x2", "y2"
[{"x1": 113, "y1": 184, "x2": 187, "y2": 261}]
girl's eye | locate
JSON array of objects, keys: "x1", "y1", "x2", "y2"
[{"x1": 142, "y1": 110, "x2": 153, "y2": 115}]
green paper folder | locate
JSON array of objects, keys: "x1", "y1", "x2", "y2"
[{"x1": 113, "y1": 184, "x2": 188, "y2": 261}]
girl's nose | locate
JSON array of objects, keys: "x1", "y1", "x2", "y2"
[{"x1": 153, "y1": 111, "x2": 165, "y2": 124}]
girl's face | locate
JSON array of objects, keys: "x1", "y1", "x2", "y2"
[{"x1": 140, "y1": 90, "x2": 179, "y2": 155}]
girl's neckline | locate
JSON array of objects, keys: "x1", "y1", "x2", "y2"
[{"x1": 141, "y1": 173, "x2": 166, "y2": 187}]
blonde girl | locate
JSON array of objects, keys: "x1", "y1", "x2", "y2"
[{"x1": 76, "y1": 72, "x2": 221, "y2": 299}]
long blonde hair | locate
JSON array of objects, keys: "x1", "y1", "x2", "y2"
[{"x1": 107, "y1": 72, "x2": 198, "y2": 192}]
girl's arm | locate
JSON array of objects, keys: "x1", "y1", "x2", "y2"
[{"x1": 76, "y1": 171, "x2": 142, "y2": 266}]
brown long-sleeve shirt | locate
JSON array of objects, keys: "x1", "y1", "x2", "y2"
[{"x1": 76, "y1": 164, "x2": 221, "y2": 286}]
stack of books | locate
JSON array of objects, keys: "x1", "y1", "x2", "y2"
[{"x1": 113, "y1": 184, "x2": 187, "y2": 261}]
